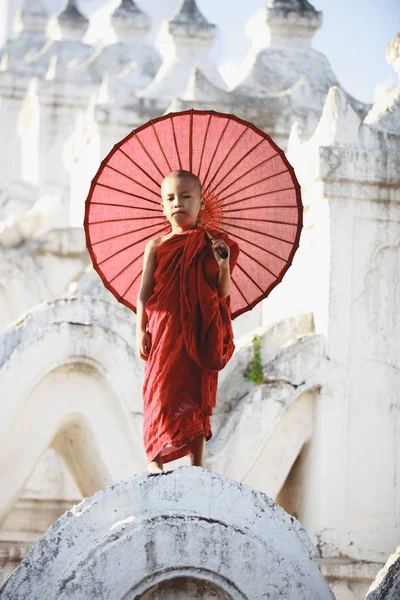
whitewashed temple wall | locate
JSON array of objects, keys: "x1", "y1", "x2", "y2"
[
  {"x1": 274, "y1": 81, "x2": 400, "y2": 598},
  {"x1": 0, "y1": 92, "x2": 25, "y2": 185},
  {"x1": 0, "y1": 1, "x2": 399, "y2": 598}
]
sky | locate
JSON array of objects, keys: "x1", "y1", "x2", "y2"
[
  {"x1": 3, "y1": 0, "x2": 400, "y2": 104},
  {"x1": 198, "y1": 0, "x2": 400, "y2": 103}
]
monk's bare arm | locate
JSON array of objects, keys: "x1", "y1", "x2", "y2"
[
  {"x1": 217, "y1": 263, "x2": 232, "y2": 298},
  {"x1": 136, "y1": 239, "x2": 158, "y2": 360},
  {"x1": 212, "y1": 239, "x2": 232, "y2": 298}
]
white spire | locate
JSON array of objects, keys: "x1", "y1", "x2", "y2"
[
  {"x1": 232, "y1": 0, "x2": 334, "y2": 99},
  {"x1": 14, "y1": 0, "x2": 48, "y2": 37},
  {"x1": 111, "y1": 0, "x2": 151, "y2": 42},
  {"x1": 169, "y1": 0, "x2": 216, "y2": 41},
  {"x1": 180, "y1": 67, "x2": 231, "y2": 102},
  {"x1": 138, "y1": 0, "x2": 223, "y2": 102},
  {"x1": 312, "y1": 85, "x2": 361, "y2": 147},
  {"x1": 264, "y1": 0, "x2": 322, "y2": 48},
  {"x1": 56, "y1": 0, "x2": 89, "y2": 41}
]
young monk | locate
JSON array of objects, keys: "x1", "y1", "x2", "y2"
[{"x1": 136, "y1": 170, "x2": 239, "y2": 473}]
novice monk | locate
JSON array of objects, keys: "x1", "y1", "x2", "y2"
[{"x1": 136, "y1": 170, "x2": 239, "y2": 473}]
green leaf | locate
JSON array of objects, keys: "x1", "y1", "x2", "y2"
[{"x1": 247, "y1": 334, "x2": 264, "y2": 384}]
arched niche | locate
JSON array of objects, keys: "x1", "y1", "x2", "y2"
[
  {"x1": 128, "y1": 569, "x2": 246, "y2": 599},
  {"x1": 0, "y1": 356, "x2": 144, "y2": 527}
]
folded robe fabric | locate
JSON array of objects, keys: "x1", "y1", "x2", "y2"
[{"x1": 142, "y1": 226, "x2": 239, "y2": 464}]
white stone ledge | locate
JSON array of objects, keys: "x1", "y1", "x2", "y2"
[{"x1": 317, "y1": 557, "x2": 384, "y2": 583}]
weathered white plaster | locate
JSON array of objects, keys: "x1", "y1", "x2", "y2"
[
  {"x1": 0, "y1": 449, "x2": 81, "y2": 543},
  {"x1": 1, "y1": 468, "x2": 333, "y2": 599},
  {"x1": 0, "y1": 191, "x2": 60, "y2": 247},
  {"x1": 268, "y1": 40, "x2": 400, "y2": 600},
  {"x1": 0, "y1": 224, "x2": 89, "y2": 329},
  {"x1": 207, "y1": 329, "x2": 323, "y2": 499}
]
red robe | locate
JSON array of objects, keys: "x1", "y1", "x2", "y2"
[{"x1": 142, "y1": 226, "x2": 239, "y2": 464}]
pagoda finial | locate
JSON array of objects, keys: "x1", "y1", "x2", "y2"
[
  {"x1": 265, "y1": 0, "x2": 322, "y2": 47},
  {"x1": 138, "y1": 0, "x2": 223, "y2": 101},
  {"x1": 56, "y1": 0, "x2": 89, "y2": 41},
  {"x1": 266, "y1": 0, "x2": 319, "y2": 14},
  {"x1": 15, "y1": 0, "x2": 48, "y2": 37},
  {"x1": 169, "y1": 0, "x2": 216, "y2": 40},
  {"x1": 111, "y1": 0, "x2": 151, "y2": 41}
]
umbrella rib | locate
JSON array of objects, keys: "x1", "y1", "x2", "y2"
[
  {"x1": 231, "y1": 275, "x2": 250, "y2": 305},
  {"x1": 220, "y1": 221, "x2": 294, "y2": 246},
  {"x1": 118, "y1": 147, "x2": 161, "y2": 189},
  {"x1": 234, "y1": 261, "x2": 267, "y2": 293},
  {"x1": 203, "y1": 125, "x2": 251, "y2": 194},
  {"x1": 89, "y1": 201, "x2": 161, "y2": 212},
  {"x1": 134, "y1": 134, "x2": 167, "y2": 180},
  {"x1": 171, "y1": 116, "x2": 183, "y2": 170},
  {"x1": 216, "y1": 150, "x2": 285, "y2": 199},
  {"x1": 151, "y1": 120, "x2": 172, "y2": 172},
  {"x1": 209, "y1": 138, "x2": 266, "y2": 194},
  {"x1": 221, "y1": 224, "x2": 287, "y2": 264},
  {"x1": 121, "y1": 267, "x2": 142, "y2": 299},
  {"x1": 86, "y1": 112, "x2": 303, "y2": 315},
  {"x1": 92, "y1": 182, "x2": 160, "y2": 206},
  {"x1": 218, "y1": 168, "x2": 291, "y2": 204},
  {"x1": 223, "y1": 187, "x2": 297, "y2": 209},
  {"x1": 202, "y1": 117, "x2": 231, "y2": 189},
  {"x1": 197, "y1": 112, "x2": 212, "y2": 178},
  {"x1": 104, "y1": 164, "x2": 160, "y2": 199},
  {"x1": 224, "y1": 205, "x2": 300, "y2": 214},
  {"x1": 225, "y1": 216, "x2": 298, "y2": 226},
  {"x1": 100, "y1": 224, "x2": 168, "y2": 269},
  {"x1": 236, "y1": 245, "x2": 280, "y2": 279},
  {"x1": 206, "y1": 138, "x2": 265, "y2": 197},
  {"x1": 89, "y1": 215, "x2": 166, "y2": 225},
  {"x1": 91, "y1": 222, "x2": 169, "y2": 247}
]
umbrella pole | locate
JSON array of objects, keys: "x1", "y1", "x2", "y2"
[{"x1": 198, "y1": 219, "x2": 229, "y2": 259}]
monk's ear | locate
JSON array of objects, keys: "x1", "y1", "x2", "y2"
[
  {"x1": 200, "y1": 197, "x2": 205, "y2": 210},
  {"x1": 161, "y1": 201, "x2": 166, "y2": 215}
]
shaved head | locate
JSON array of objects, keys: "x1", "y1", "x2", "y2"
[{"x1": 161, "y1": 170, "x2": 202, "y2": 196}]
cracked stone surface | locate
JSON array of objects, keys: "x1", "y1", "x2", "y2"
[
  {"x1": 264, "y1": 334, "x2": 324, "y2": 387},
  {"x1": 367, "y1": 546, "x2": 400, "y2": 600},
  {"x1": 1, "y1": 468, "x2": 333, "y2": 599}
]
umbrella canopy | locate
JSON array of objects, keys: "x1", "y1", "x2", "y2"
[{"x1": 84, "y1": 109, "x2": 302, "y2": 320}]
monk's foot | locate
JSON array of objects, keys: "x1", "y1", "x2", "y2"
[
  {"x1": 189, "y1": 455, "x2": 204, "y2": 468},
  {"x1": 147, "y1": 462, "x2": 164, "y2": 474}
]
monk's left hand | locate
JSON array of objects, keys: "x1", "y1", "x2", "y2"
[{"x1": 211, "y1": 238, "x2": 230, "y2": 268}]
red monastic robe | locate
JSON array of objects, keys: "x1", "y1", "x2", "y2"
[{"x1": 142, "y1": 226, "x2": 239, "y2": 464}]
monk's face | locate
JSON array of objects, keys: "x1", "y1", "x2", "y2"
[{"x1": 161, "y1": 173, "x2": 204, "y2": 229}]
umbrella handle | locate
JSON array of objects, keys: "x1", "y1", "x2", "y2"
[{"x1": 202, "y1": 226, "x2": 229, "y2": 259}]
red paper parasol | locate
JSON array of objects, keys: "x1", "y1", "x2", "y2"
[{"x1": 84, "y1": 110, "x2": 302, "y2": 320}]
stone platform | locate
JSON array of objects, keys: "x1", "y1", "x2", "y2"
[{"x1": 1, "y1": 467, "x2": 333, "y2": 599}]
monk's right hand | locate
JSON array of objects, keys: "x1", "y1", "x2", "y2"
[{"x1": 137, "y1": 330, "x2": 152, "y2": 361}]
